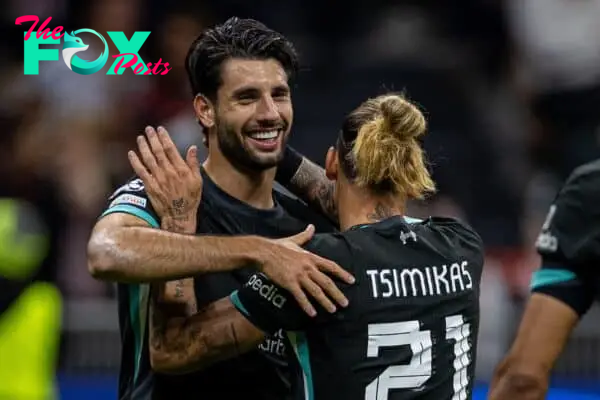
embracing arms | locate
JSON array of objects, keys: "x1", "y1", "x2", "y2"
[
  {"x1": 149, "y1": 295, "x2": 263, "y2": 374},
  {"x1": 276, "y1": 146, "x2": 338, "y2": 222},
  {"x1": 87, "y1": 213, "x2": 268, "y2": 283}
]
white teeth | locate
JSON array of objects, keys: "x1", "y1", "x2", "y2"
[{"x1": 249, "y1": 130, "x2": 279, "y2": 140}]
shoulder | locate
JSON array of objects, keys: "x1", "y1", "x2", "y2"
[
  {"x1": 101, "y1": 177, "x2": 158, "y2": 227},
  {"x1": 274, "y1": 190, "x2": 337, "y2": 233},
  {"x1": 304, "y1": 232, "x2": 349, "y2": 258},
  {"x1": 424, "y1": 217, "x2": 483, "y2": 247},
  {"x1": 556, "y1": 159, "x2": 600, "y2": 207},
  {"x1": 416, "y1": 217, "x2": 485, "y2": 268}
]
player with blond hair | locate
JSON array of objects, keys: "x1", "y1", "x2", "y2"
[{"x1": 142, "y1": 93, "x2": 485, "y2": 399}]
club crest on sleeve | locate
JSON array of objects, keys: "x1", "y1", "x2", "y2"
[
  {"x1": 109, "y1": 179, "x2": 146, "y2": 200},
  {"x1": 109, "y1": 194, "x2": 147, "y2": 208},
  {"x1": 126, "y1": 179, "x2": 145, "y2": 191}
]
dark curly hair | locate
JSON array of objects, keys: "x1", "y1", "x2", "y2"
[{"x1": 185, "y1": 17, "x2": 299, "y2": 101}]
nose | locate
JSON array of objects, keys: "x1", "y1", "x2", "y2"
[{"x1": 256, "y1": 95, "x2": 279, "y2": 121}]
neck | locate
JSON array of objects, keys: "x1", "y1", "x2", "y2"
[
  {"x1": 203, "y1": 152, "x2": 276, "y2": 210},
  {"x1": 337, "y1": 186, "x2": 405, "y2": 231}
]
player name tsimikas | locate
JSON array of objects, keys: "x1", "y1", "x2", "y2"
[{"x1": 366, "y1": 261, "x2": 473, "y2": 298}]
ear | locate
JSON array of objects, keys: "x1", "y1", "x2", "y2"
[
  {"x1": 324, "y1": 146, "x2": 338, "y2": 181},
  {"x1": 194, "y1": 95, "x2": 215, "y2": 129}
]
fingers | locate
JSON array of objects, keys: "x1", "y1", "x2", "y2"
[
  {"x1": 145, "y1": 126, "x2": 169, "y2": 167},
  {"x1": 128, "y1": 150, "x2": 150, "y2": 181},
  {"x1": 157, "y1": 126, "x2": 187, "y2": 169},
  {"x1": 128, "y1": 150, "x2": 157, "y2": 188},
  {"x1": 299, "y1": 277, "x2": 337, "y2": 314},
  {"x1": 136, "y1": 134, "x2": 159, "y2": 173},
  {"x1": 186, "y1": 145, "x2": 201, "y2": 177},
  {"x1": 316, "y1": 257, "x2": 356, "y2": 285},
  {"x1": 288, "y1": 285, "x2": 317, "y2": 317},
  {"x1": 309, "y1": 269, "x2": 349, "y2": 308},
  {"x1": 288, "y1": 224, "x2": 315, "y2": 246}
]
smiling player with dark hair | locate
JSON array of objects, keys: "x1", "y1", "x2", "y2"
[
  {"x1": 140, "y1": 93, "x2": 485, "y2": 400},
  {"x1": 88, "y1": 17, "x2": 354, "y2": 400}
]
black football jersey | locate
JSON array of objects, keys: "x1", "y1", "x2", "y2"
[
  {"x1": 531, "y1": 159, "x2": 600, "y2": 316},
  {"x1": 232, "y1": 216, "x2": 484, "y2": 400},
  {"x1": 99, "y1": 169, "x2": 335, "y2": 400}
]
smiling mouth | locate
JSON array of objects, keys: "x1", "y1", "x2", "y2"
[
  {"x1": 246, "y1": 129, "x2": 282, "y2": 141},
  {"x1": 245, "y1": 129, "x2": 284, "y2": 151}
]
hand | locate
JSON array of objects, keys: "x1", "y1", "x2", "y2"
[
  {"x1": 260, "y1": 225, "x2": 355, "y2": 317},
  {"x1": 128, "y1": 126, "x2": 202, "y2": 229}
]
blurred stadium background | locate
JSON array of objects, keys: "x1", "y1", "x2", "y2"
[{"x1": 2, "y1": 0, "x2": 600, "y2": 398}]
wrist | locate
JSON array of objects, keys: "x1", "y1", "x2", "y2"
[
  {"x1": 246, "y1": 236, "x2": 275, "y2": 268},
  {"x1": 161, "y1": 215, "x2": 197, "y2": 234}
]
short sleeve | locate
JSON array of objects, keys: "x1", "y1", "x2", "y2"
[
  {"x1": 530, "y1": 165, "x2": 600, "y2": 315},
  {"x1": 99, "y1": 178, "x2": 160, "y2": 228},
  {"x1": 231, "y1": 273, "x2": 312, "y2": 334},
  {"x1": 231, "y1": 234, "x2": 353, "y2": 333}
]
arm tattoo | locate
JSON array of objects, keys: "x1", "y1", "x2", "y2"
[
  {"x1": 149, "y1": 215, "x2": 198, "y2": 364},
  {"x1": 289, "y1": 158, "x2": 338, "y2": 221},
  {"x1": 174, "y1": 280, "x2": 184, "y2": 297},
  {"x1": 367, "y1": 203, "x2": 394, "y2": 222},
  {"x1": 149, "y1": 289, "x2": 201, "y2": 362},
  {"x1": 149, "y1": 298, "x2": 263, "y2": 373}
]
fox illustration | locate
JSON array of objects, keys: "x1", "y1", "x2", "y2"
[
  {"x1": 61, "y1": 30, "x2": 108, "y2": 75},
  {"x1": 61, "y1": 31, "x2": 88, "y2": 70}
]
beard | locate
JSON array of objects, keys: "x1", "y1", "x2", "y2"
[{"x1": 215, "y1": 116, "x2": 289, "y2": 172}]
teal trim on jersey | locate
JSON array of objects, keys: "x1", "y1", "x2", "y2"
[
  {"x1": 128, "y1": 283, "x2": 150, "y2": 387},
  {"x1": 230, "y1": 290, "x2": 250, "y2": 317},
  {"x1": 287, "y1": 331, "x2": 314, "y2": 400},
  {"x1": 100, "y1": 204, "x2": 159, "y2": 228},
  {"x1": 129, "y1": 284, "x2": 141, "y2": 384},
  {"x1": 100, "y1": 204, "x2": 156, "y2": 387},
  {"x1": 530, "y1": 268, "x2": 577, "y2": 289}
]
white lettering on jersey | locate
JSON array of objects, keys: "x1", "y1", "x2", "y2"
[
  {"x1": 109, "y1": 194, "x2": 147, "y2": 208},
  {"x1": 246, "y1": 274, "x2": 287, "y2": 309},
  {"x1": 258, "y1": 329, "x2": 287, "y2": 357},
  {"x1": 366, "y1": 261, "x2": 474, "y2": 298},
  {"x1": 536, "y1": 204, "x2": 559, "y2": 253}
]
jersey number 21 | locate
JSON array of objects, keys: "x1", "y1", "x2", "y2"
[{"x1": 366, "y1": 314, "x2": 471, "y2": 400}]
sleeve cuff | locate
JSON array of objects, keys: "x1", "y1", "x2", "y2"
[
  {"x1": 530, "y1": 268, "x2": 577, "y2": 290},
  {"x1": 530, "y1": 267, "x2": 595, "y2": 317},
  {"x1": 100, "y1": 204, "x2": 159, "y2": 228},
  {"x1": 229, "y1": 289, "x2": 280, "y2": 335},
  {"x1": 230, "y1": 290, "x2": 251, "y2": 318}
]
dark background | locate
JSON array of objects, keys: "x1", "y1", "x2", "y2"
[{"x1": 2, "y1": 0, "x2": 600, "y2": 397}]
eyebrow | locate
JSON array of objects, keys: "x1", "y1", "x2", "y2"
[{"x1": 231, "y1": 84, "x2": 290, "y2": 99}]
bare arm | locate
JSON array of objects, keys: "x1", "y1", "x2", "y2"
[
  {"x1": 149, "y1": 296, "x2": 264, "y2": 374},
  {"x1": 87, "y1": 212, "x2": 264, "y2": 283},
  {"x1": 149, "y1": 216, "x2": 198, "y2": 335},
  {"x1": 286, "y1": 157, "x2": 337, "y2": 222},
  {"x1": 488, "y1": 293, "x2": 578, "y2": 400}
]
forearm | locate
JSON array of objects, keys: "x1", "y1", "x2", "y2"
[
  {"x1": 149, "y1": 297, "x2": 264, "y2": 374},
  {"x1": 277, "y1": 148, "x2": 337, "y2": 221},
  {"x1": 157, "y1": 217, "x2": 198, "y2": 316},
  {"x1": 88, "y1": 224, "x2": 267, "y2": 283}
]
